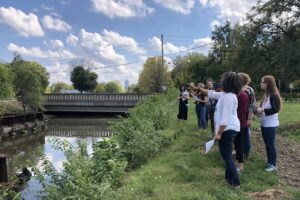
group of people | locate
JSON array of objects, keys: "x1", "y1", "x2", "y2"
[
  {"x1": 177, "y1": 79, "x2": 221, "y2": 133},
  {"x1": 177, "y1": 72, "x2": 282, "y2": 189}
]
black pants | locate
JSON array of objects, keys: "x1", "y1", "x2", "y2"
[
  {"x1": 208, "y1": 109, "x2": 215, "y2": 134},
  {"x1": 219, "y1": 130, "x2": 240, "y2": 186},
  {"x1": 177, "y1": 100, "x2": 188, "y2": 120},
  {"x1": 234, "y1": 127, "x2": 247, "y2": 163}
]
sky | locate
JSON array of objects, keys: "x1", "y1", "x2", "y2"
[{"x1": 0, "y1": 0, "x2": 260, "y2": 86}]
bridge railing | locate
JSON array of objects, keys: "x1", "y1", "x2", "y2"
[{"x1": 43, "y1": 93, "x2": 151, "y2": 102}]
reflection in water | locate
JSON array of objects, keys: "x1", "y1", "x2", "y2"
[{"x1": 0, "y1": 116, "x2": 117, "y2": 200}]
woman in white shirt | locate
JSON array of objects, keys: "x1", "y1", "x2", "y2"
[
  {"x1": 192, "y1": 71, "x2": 243, "y2": 188},
  {"x1": 256, "y1": 75, "x2": 282, "y2": 172}
]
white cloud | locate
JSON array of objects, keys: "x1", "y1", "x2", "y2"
[
  {"x1": 66, "y1": 34, "x2": 79, "y2": 46},
  {"x1": 93, "y1": 62, "x2": 141, "y2": 87},
  {"x1": 49, "y1": 12, "x2": 62, "y2": 18},
  {"x1": 0, "y1": 6, "x2": 44, "y2": 37},
  {"x1": 50, "y1": 39, "x2": 64, "y2": 49},
  {"x1": 149, "y1": 36, "x2": 186, "y2": 54},
  {"x1": 153, "y1": 0, "x2": 195, "y2": 14},
  {"x1": 190, "y1": 37, "x2": 212, "y2": 55},
  {"x1": 96, "y1": 43, "x2": 126, "y2": 63},
  {"x1": 7, "y1": 43, "x2": 76, "y2": 59},
  {"x1": 91, "y1": 0, "x2": 154, "y2": 18},
  {"x1": 41, "y1": 5, "x2": 55, "y2": 12},
  {"x1": 47, "y1": 61, "x2": 72, "y2": 84},
  {"x1": 210, "y1": 20, "x2": 221, "y2": 30},
  {"x1": 192, "y1": 37, "x2": 212, "y2": 45},
  {"x1": 201, "y1": 0, "x2": 259, "y2": 22},
  {"x1": 102, "y1": 29, "x2": 145, "y2": 54},
  {"x1": 80, "y1": 29, "x2": 126, "y2": 64},
  {"x1": 42, "y1": 15, "x2": 72, "y2": 32},
  {"x1": 61, "y1": 0, "x2": 72, "y2": 5},
  {"x1": 199, "y1": 0, "x2": 208, "y2": 6}
]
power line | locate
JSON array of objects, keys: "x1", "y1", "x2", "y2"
[
  {"x1": 164, "y1": 34, "x2": 203, "y2": 39},
  {"x1": 47, "y1": 43, "x2": 212, "y2": 74}
]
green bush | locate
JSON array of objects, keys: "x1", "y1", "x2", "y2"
[
  {"x1": 92, "y1": 139, "x2": 127, "y2": 187},
  {"x1": 34, "y1": 90, "x2": 176, "y2": 199},
  {"x1": 112, "y1": 93, "x2": 173, "y2": 169},
  {"x1": 34, "y1": 139, "x2": 127, "y2": 199},
  {"x1": 113, "y1": 116, "x2": 169, "y2": 169}
]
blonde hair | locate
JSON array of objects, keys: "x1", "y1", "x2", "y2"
[{"x1": 238, "y1": 72, "x2": 251, "y2": 86}]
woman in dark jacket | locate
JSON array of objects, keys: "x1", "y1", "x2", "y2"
[{"x1": 257, "y1": 75, "x2": 282, "y2": 172}]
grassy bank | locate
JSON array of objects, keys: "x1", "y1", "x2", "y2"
[{"x1": 112, "y1": 101, "x2": 300, "y2": 199}]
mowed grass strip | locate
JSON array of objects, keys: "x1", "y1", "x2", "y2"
[{"x1": 111, "y1": 101, "x2": 300, "y2": 199}]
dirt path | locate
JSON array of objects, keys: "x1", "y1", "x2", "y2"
[
  {"x1": 249, "y1": 128, "x2": 300, "y2": 199},
  {"x1": 251, "y1": 129, "x2": 300, "y2": 188}
]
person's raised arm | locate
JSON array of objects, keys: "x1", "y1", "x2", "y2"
[{"x1": 189, "y1": 83, "x2": 209, "y2": 95}]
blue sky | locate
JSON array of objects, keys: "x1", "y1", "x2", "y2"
[{"x1": 0, "y1": 0, "x2": 259, "y2": 86}]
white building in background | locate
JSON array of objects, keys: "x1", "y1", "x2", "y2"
[
  {"x1": 60, "y1": 89, "x2": 80, "y2": 93},
  {"x1": 124, "y1": 79, "x2": 129, "y2": 91}
]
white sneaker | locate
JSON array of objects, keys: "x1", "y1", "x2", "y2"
[{"x1": 265, "y1": 165, "x2": 277, "y2": 172}]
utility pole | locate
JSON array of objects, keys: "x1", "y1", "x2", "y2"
[
  {"x1": 160, "y1": 34, "x2": 164, "y2": 92},
  {"x1": 161, "y1": 34, "x2": 164, "y2": 68}
]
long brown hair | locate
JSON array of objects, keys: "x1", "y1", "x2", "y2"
[{"x1": 260, "y1": 75, "x2": 282, "y2": 109}]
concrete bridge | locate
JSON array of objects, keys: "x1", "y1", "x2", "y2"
[{"x1": 42, "y1": 93, "x2": 151, "y2": 113}]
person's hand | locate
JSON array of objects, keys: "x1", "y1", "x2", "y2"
[
  {"x1": 247, "y1": 120, "x2": 252, "y2": 127},
  {"x1": 214, "y1": 133, "x2": 221, "y2": 141},
  {"x1": 257, "y1": 107, "x2": 264, "y2": 113}
]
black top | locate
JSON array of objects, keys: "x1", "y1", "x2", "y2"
[
  {"x1": 196, "y1": 93, "x2": 206, "y2": 106},
  {"x1": 264, "y1": 94, "x2": 281, "y2": 116}
]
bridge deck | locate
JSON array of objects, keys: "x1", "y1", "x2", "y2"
[{"x1": 42, "y1": 93, "x2": 151, "y2": 113}]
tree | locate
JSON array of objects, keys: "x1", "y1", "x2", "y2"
[
  {"x1": 8, "y1": 54, "x2": 48, "y2": 110},
  {"x1": 138, "y1": 57, "x2": 173, "y2": 93},
  {"x1": 171, "y1": 55, "x2": 191, "y2": 87},
  {"x1": 10, "y1": 55, "x2": 49, "y2": 92},
  {"x1": 27, "y1": 61, "x2": 49, "y2": 92},
  {"x1": 127, "y1": 83, "x2": 139, "y2": 93},
  {"x1": 13, "y1": 64, "x2": 42, "y2": 111},
  {"x1": 0, "y1": 63, "x2": 14, "y2": 99},
  {"x1": 50, "y1": 82, "x2": 74, "y2": 93},
  {"x1": 94, "y1": 83, "x2": 106, "y2": 93},
  {"x1": 70, "y1": 66, "x2": 98, "y2": 93},
  {"x1": 105, "y1": 81, "x2": 123, "y2": 93},
  {"x1": 171, "y1": 53, "x2": 210, "y2": 87}
]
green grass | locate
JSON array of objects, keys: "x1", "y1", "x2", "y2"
[
  {"x1": 109, "y1": 101, "x2": 300, "y2": 199},
  {"x1": 279, "y1": 102, "x2": 300, "y2": 125},
  {"x1": 250, "y1": 102, "x2": 300, "y2": 143}
]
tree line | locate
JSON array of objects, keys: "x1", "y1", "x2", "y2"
[{"x1": 171, "y1": 0, "x2": 300, "y2": 93}]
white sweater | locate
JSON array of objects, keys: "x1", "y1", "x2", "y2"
[{"x1": 208, "y1": 91, "x2": 240, "y2": 134}]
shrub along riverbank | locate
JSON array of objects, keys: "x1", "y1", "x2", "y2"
[{"x1": 31, "y1": 90, "x2": 176, "y2": 199}]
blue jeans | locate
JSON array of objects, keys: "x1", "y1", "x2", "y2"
[
  {"x1": 261, "y1": 126, "x2": 277, "y2": 166},
  {"x1": 218, "y1": 130, "x2": 240, "y2": 186},
  {"x1": 195, "y1": 104, "x2": 207, "y2": 129}
]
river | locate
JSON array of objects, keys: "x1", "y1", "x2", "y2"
[{"x1": 0, "y1": 114, "x2": 118, "y2": 199}]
